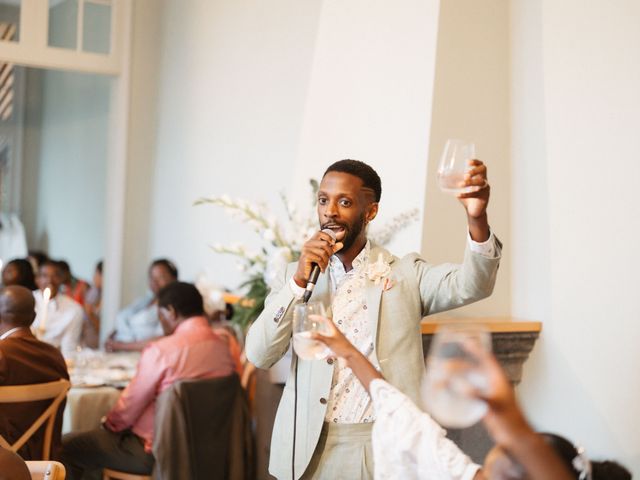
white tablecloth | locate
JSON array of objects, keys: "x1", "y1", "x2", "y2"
[
  {"x1": 62, "y1": 351, "x2": 140, "y2": 434},
  {"x1": 63, "y1": 386, "x2": 121, "y2": 434}
]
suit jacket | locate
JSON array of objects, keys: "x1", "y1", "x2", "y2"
[
  {"x1": 0, "y1": 329, "x2": 69, "y2": 460},
  {"x1": 245, "y1": 239, "x2": 502, "y2": 479},
  {"x1": 152, "y1": 374, "x2": 254, "y2": 480}
]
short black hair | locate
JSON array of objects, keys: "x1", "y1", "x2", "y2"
[
  {"x1": 4, "y1": 259, "x2": 37, "y2": 290},
  {"x1": 40, "y1": 260, "x2": 63, "y2": 275},
  {"x1": 150, "y1": 258, "x2": 178, "y2": 279},
  {"x1": 323, "y1": 159, "x2": 382, "y2": 202},
  {"x1": 158, "y1": 282, "x2": 204, "y2": 318},
  {"x1": 57, "y1": 260, "x2": 71, "y2": 274},
  {"x1": 96, "y1": 260, "x2": 103, "y2": 274}
]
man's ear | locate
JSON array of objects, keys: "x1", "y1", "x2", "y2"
[{"x1": 366, "y1": 203, "x2": 379, "y2": 223}]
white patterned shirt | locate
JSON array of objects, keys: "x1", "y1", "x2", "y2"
[{"x1": 324, "y1": 241, "x2": 377, "y2": 423}]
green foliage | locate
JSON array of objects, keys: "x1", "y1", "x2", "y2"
[{"x1": 231, "y1": 274, "x2": 268, "y2": 331}]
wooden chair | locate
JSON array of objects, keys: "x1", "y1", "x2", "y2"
[
  {"x1": 0, "y1": 379, "x2": 70, "y2": 460},
  {"x1": 102, "y1": 468, "x2": 151, "y2": 480},
  {"x1": 25, "y1": 460, "x2": 66, "y2": 479},
  {"x1": 241, "y1": 361, "x2": 257, "y2": 418}
]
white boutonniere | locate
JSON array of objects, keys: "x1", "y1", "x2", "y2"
[{"x1": 366, "y1": 253, "x2": 391, "y2": 285}]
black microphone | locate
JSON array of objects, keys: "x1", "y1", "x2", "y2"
[{"x1": 302, "y1": 228, "x2": 337, "y2": 303}]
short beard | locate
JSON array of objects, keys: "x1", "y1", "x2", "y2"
[{"x1": 340, "y1": 212, "x2": 367, "y2": 252}]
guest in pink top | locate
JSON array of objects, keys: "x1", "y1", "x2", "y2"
[{"x1": 60, "y1": 282, "x2": 236, "y2": 479}]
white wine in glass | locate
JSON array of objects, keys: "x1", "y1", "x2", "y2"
[
  {"x1": 292, "y1": 302, "x2": 330, "y2": 361},
  {"x1": 437, "y1": 139, "x2": 479, "y2": 195},
  {"x1": 423, "y1": 323, "x2": 491, "y2": 428}
]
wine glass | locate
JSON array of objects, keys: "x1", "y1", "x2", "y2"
[
  {"x1": 437, "y1": 139, "x2": 481, "y2": 195},
  {"x1": 423, "y1": 323, "x2": 492, "y2": 428},
  {"x1": 292, "y1": 302, "x2": 330, "y2": 361}
]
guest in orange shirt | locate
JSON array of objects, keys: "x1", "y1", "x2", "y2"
[{"x1": 60, "y1": 282, "x2": 236, "y2": 479}]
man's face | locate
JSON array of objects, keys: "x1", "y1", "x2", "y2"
[
  {"x1": 37, "y1": 265, "x2": 62, "y2": 296},
  {"x1": 149, "y1": 265, "x2": 175, "y2": 296},
  {"x1": 317, "y1": 171, "x2": 378, "y2": 252}
]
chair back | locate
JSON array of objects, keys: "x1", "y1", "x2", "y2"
[
  {"x1": 25, "y1": 460, "x2": 66, "y2": 479},
  {"x1": 153, "y1": 374, "x2": 254, "y2": 480},
  {"x1": 0, "y1": 379, "x2": 71, "y2": 460}
]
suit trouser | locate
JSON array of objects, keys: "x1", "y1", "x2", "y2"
[
  {"x1": 61, "y1": 428, "x2": 154, "y2": 480},
  {"x1": 301, "y1": 422, "x2": 374, "y2": 480}
]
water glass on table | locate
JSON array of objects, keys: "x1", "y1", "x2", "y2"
[
  {"x1": 437, "y1": 139, "x2": 484, "y2": 194},
  {"x1": 423, "y1": 323, "x2": 492, "y2": 428},
  {"x1": 292, "y1": 302, "x2": 331, "y2": 361}
]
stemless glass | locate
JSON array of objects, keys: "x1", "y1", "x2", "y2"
[
  {"x1": 292, "y1": 302, "x2": 330, "y2": 361},
  {"x1": 423, "y1": 323, "x2": 492, "y2": 428},
  {"x1": 437, "y1": 139, "x2": 480, "y2": 195}
]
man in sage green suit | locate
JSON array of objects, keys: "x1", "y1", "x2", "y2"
[{"x1": 246, "y1": 159, "x2": 501, "y2": 479}]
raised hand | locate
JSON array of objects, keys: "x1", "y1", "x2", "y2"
[{"x1": 457, "y1": 159, "x2": 490, "y2": 219}]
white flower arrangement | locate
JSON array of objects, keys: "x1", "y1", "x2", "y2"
[{"x1": 195, "y1": 181, "x2": 418, "y2": 328}]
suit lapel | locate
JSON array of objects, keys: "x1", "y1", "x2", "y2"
[{"x1": 366, "y1": 243, "x2": 395, "y2": 355}]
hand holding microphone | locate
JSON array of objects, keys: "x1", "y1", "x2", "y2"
[{"x1": 293, "y1": 229, "x2": 344, "y2": 301}]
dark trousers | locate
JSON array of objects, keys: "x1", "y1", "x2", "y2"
[{"x1": 61, "y1": 428, "x2": 154, "y2": 480}]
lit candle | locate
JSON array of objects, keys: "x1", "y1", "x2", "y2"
[{"x1": 38, "y1": 287, "x2": 51, "y2": 339}]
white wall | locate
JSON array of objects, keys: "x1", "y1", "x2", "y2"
[
  {"x1": 291, "y1": 0, "x2": 440, "y2": 255},
  {"x1": 513, "y1": 0, "x2": 640, "y2": 473},
  {"x1": 422, "y1": 0, "x2": 511, "y2": 316},
  {"x1": 21, "y1": 67, "x2": 110, "y2": 280},
  {"x1": 142, "y1": 0, "x2": 324, "y2": 294}
]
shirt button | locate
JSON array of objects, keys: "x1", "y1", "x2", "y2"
[
  {"x1": 327, "y1": 358, "x2": 334, "y2": 365},
  {"x1": 320, "y1": 397, "x2": 327, "y2": 405}
]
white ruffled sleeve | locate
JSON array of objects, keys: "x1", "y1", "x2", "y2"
[{"x1": 370, "y1": 379, "x2": 480, "y2": 480}]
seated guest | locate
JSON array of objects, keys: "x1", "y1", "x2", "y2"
[
  {"x1": 32, "y1": 261, "x2": 83, "y2": 355},
  {"x1": 105, "y1": 258, "x2": 178, "y2": 352},
  {"x1": 0, "y1": 447, "x2": 30, "y2": 480},
  {"x1": 61, "y1": 282, "x2": 237, "y2": 478},
  {"x1": 82, "y1": 261, "x2": 102, "y2": 349},
  {"x1": 1, "y1": 258, "x2": 37, "y2": 290},
  {"x1": 313, "y1": 317, "x2": 574, "y2": 480},
  {"x1": 0, "y1": 286, "x2": 70, "y2": 460},
  {"x1": 58, "y1": 260, "x2": 90, "y2": 307}
]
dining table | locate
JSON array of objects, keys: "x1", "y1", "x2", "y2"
[{"x1": 62, "y1": 350, "x2": 140, "y2": 434}]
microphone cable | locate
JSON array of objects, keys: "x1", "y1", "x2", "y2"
[{"x1": 292, "y1": 349, "x2": 299, "y2": 479}]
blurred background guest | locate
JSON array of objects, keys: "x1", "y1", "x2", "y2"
[
  {"x1": 58, "y1": 260, "x2": 90, "y2": 307},
  {"x1": 105, "y1": 258, "x2": 178, "y2": 352},
  {"x1": 32, "y1": 261, "x2": 83, "y2": 355},
  {"x1": 61, "y1": 281, "x2": 236, "y2": 479},
  {"x1": 81, "y1": 260, "x2": 102, "y2": 349},
  {"x1": 1, "y1": 258, "x2": 37, "y2": 290},
  {"x1": 0, "y1": 286, "x2": 69, "y2": 461}
]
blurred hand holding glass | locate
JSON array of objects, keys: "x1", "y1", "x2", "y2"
[
  {"x1": 292, "y1": 302, "x2": 331, "y2": 361},
  {"x1": 437, "y1": 139, "x2": 484, "y2": 195},
  {"x1": 423, "y1": 323, "x2": 492, "y2": 428}
]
